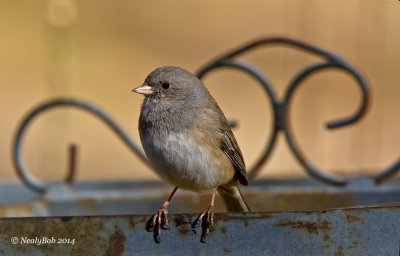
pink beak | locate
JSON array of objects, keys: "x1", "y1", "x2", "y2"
[{"x1": 132, "y1": 83, "x2": 154, "y2": 95}]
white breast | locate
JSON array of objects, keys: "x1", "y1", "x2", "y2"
[{"x1": 142, "y1": 132, "x2": 222, "y2": 192}]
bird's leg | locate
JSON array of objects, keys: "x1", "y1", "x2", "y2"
[
  {"x1": 150, "y1": 187, "x2": 178, "y2": 242},
  {"x1": 198, "y1": 188, "x2": 216, "y2": 238}
]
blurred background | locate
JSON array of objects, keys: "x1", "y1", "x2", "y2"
[{"x1": 0, "y1": 0, "x2": 399, "y2": 185}]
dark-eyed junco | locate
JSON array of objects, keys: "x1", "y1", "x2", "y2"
[{"x1": 133, "y1": 66, "x2": 250, "y2": 241}]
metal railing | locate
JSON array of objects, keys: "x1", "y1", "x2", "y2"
[{"x1": 12, "y1": 37, "x2": 400, "y2": 194}]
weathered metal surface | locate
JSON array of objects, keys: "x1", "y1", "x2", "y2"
[{"x1": 0, "y1": 205, "x2": 399, "y2": 255}]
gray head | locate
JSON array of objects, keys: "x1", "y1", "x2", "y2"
[{"x1": 133, "y1": 66, "x2": 212, "y2": 107}]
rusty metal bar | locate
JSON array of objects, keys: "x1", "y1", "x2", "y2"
[
  {"x1": 65, "y1": 144, "x2": 77, "y2": 185},
  {"x1": 0, "y1": 205, "x2": 399, "y2": 255}
]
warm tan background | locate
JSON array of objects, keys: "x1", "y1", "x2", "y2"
[{"x1": 0, "y1": 0, "x2": 399, "y2": 184}]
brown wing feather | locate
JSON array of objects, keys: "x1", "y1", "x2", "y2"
[{"x1": 219, "y1": 129, "x2": 249, "y2": 186}]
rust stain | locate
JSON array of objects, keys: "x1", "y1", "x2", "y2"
[
  {"x1": 220, "y1": 227, "x2": 227, "y2": 234},
  {"x1": 223, "y1": 247, "x2": 231, "y2": 253},
  {"x1": 275, "y1": 220, "x2": 331, "y2": 234},
  {"x1": 129, "y1": 218, "x2": 136, "y2": 229},
  {"x1": 173, "y1": 216, "x2": 191, "y2": 236},
  {"x1": 217, "y1": 212, "x2": 276, "y2": 222},
  {"x1": 243, "y1": 221, "x2": 249, "y2": 227},
  {"x1": 323, "y1": 234, "x2": 330, "y2": 242},
  {"x1": 343, "y1": 211, "x2": 360, "y2": 225},
  {"x1": 334, "y1": 245, "x2": 344, "y2": 256},
  {"x1": 105, "y1": 227, "x2": 126, "y2": 256}
]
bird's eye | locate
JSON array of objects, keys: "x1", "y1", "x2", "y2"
[{"x1": 162, "y1": 82, "x2": 170, "y2": 89}]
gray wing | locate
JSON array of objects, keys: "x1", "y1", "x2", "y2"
[{"x1": 220, "y1": 129, "x2": 249, "y2": 186}]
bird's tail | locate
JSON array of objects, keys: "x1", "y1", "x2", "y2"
[{"x1": 217, "y1": 184, "x2": 251, "y2": 212}]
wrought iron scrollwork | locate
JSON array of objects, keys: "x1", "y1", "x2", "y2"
[
  {"x1": 12, "y1": 98, "x2": 149, "y2": 193},
  {"x1": 12, "y1": 37, "x2": 400, "y2": 193},
  {"x1": 196, "y1": 36, "x2": 399, "y2": 186}
]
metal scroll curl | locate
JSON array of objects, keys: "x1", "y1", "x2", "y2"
[
  {"x1": 196, "y1": 36, "x2": 400, "y2": 186},
  {"x1": 12, "y1": 98, "x2": 149, "y2": 194}
]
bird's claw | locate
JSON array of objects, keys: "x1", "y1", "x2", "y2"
[
  {"x1": 198, "y1": 205, "x2": 215, "y2": 240},
  {"x1": 149, "y1": 206, "x2": 169, "y2": 242}
]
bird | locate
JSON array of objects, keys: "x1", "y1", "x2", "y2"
[{"x1": 132, "y1": 66, "x2": 250, "y2": 242}]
